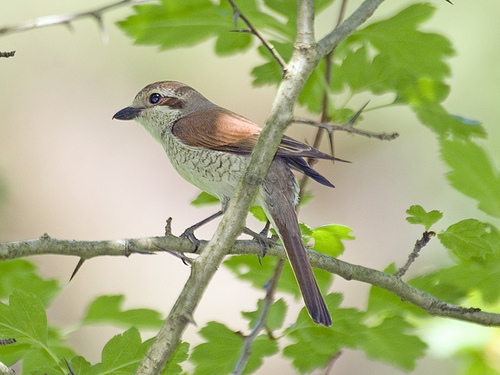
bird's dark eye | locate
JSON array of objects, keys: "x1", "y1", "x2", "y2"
[{"x1": 149, "y1": 93, "x2": 161, "y2": 104}]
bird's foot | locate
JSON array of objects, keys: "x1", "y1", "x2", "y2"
[
  {"x1": 244, "y1": 222, "x2": 276, "y2": 258},
  {"x1": 180, "y1": 227, "x2": 201, "y2": 252}
]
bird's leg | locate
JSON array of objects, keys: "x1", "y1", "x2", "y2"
[{"x1": 180, "y1": 210, "x2": 224, "y2": 251}]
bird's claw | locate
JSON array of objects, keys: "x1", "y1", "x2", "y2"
[{"x1": 180, "y1": 227, "x2": 201, "y2": 252}]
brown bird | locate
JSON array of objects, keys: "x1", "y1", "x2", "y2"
[{"x1": 113, "y1": 81, "x2": 335, "y2": 326}]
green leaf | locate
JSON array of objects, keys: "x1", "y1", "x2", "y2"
[
  {"x1": 68, "y1": 356, "x2": 92, "y2": 375},
  {"x1": 310, "y1": 224, "x2": 354, "y2": 257},
  {"x1": 0, "y1": 259, "x2": 60, "y2": 306},
  {"x1": 191, "y1": 322, "x2": 242, "y2": 375},
  {"x1": 251, "y1": 42, "x2": 293, "y2": 86},
  {"x1": 405, "y1": 205, "x2": 443, "y2": 230},
  {"x1": 298, "y1": 61, "x2": 329, "y2": 113},
  {"x1": 362, "y1": 316, "x2": 427, "y2": 370},
  {"x1": 117, "y1": 0, "x2": 288, "y2": 57},
  {"x1": 190, "y1": 191, "x2": 219, "y2": 206},
  {"x1": 102, "y1": 327, "x2": 142, "y2": 370},
  {"x1": 410, "y1": 257, "x2": 500, "y2": 305},
  {"x1": 283, "y1": 294, "x2": 366, "y2": 373},
  {"x1": 22, "y1": 346, "x2": 74, "y2": 374},
  {"x1": 215, "y1": 32, "x2": 253, "y2": 55},
  {"x1": 440, "y1": 139, "x2": 500, "y2": 217},
  {"x1": 438, "y1": 219, "x2": 499, "y2": 260},
  {"x1": 241, "y1": 298, "x2": 287, "y2": 331},
  {"x1": 357, "y1": 4, "x2": 454, "y2": 83},
  {"x1": 28, "y1": 367, "x2": 64, "y2": 375},
  {"x1": 224, "y1": 254, "x2": 278, "y2": 291},
  {"x1": 329, "y1": 3, "x2": 454, "y2": 106},
  {"x1": 0, "y1": 290, "x2": 48, "y2": 345},
  {"x1": 409, "y1": 272, "x2": 466, "y2": 305},
  {"x1": 89, "y1": 327, "x2": 147, "y2": 374},
  {"x1": 249, "y1": 206, "x2": 268, "y2": 222},
  {"x1": 82, "y1": 295, "x2": 164, "y2": 329},
  {"x1": 0, "y1": 341, "x2": 31, "y2": 367},
  {"x1": 190, "y1": 321, "x2": 277, "y2": 375},
  {"x1": 337, "y1": 45, "x2": 379, "y2": 93},
  {"x1": 117, "y1": 0, "x2": 233, "y2": 49},
  {"x1": 415, "y1": 103, "x2": 486, "y2": 138}
]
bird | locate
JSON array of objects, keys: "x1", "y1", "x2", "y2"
[{"x1": 113, "y1": 81, "x2": 336, "y2": 326}]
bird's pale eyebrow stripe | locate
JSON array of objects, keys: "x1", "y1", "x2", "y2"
[{"x1": 159, "y1": 96, "x2": 184, "y2": 109}]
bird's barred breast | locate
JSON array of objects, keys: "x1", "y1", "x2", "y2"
[{"x1": 164, "y1": 131, "x2": 249, "y2": 201}]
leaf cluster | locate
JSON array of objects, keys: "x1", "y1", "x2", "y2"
[
  {"x1": 0, "y1": 259, "x2": 428, "y2": 374},
  {"x1": 0, "y1": 260, "x2": 187, "y2": 375}
]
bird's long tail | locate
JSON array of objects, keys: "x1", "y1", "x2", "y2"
[{"x1": 262, "y1": 160, "x2": 332, "y2": 326}]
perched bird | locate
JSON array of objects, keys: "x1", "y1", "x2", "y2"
[{"x1": 113, "y1": 81, "x2": 336, "y2": 326}]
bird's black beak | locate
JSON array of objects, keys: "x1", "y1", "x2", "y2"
[{"x1": 113, "y1": 106, "x2": 142, "y2": 120}]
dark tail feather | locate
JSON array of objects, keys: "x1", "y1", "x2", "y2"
[
  {"x1": 263, "y1": 161, "x2": 332, "y2": 326},
  {"x1": 283, "y1": 156, "x2": 335, "y2": 188}
]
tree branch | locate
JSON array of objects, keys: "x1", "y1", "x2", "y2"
[
  {"x1": 0, "y1": 0, "x2": 151, "y2": 42},
  {"x1": 1, "y1": 234, "x2": 499, "y2": 327}
]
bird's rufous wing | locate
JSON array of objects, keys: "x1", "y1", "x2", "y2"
[
  {"x1": 172, "y1": 106, "x2": 333, "y2": 160},
  {"x1": 172, "y1": 107, "x2": 261, "y2": 154}
]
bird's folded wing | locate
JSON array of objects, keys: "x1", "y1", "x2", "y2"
[{"x1": 172, "y1": 106, "x2": 333, "y2": 160}]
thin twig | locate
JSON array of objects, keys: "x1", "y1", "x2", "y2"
[
  {"x1": 395, "y1": 231, "x2": 435, "y2": 278},
  {"x1": 0, "y1": 0, "x2": 151, "y2": 41},
  {"x1": 294, "y1": 117, "x2": 399, "y2": 141},
  {"x1": 232, "y1": 259, "x2": 285, "y2": 375},
  {"x1": 226, "y1": 0, "x2": 287, "y2": 70}
]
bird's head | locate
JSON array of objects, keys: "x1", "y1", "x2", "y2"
[{"x1": 113, "y1": 81, "x2": 212, "y2": 142}]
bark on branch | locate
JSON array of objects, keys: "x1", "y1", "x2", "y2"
[{"x1": 1, "y1": 233, "x2": 498, "y2": 327}]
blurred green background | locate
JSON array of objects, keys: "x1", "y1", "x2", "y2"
[{"x1": 1, "y1": 0, "x2": 499, "y2": 373}]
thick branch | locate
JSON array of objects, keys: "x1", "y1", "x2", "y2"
[
  {"x1": 296, "y1": 0, "x2": 316, "y2": 46},
  {"x1": 1, "y1": 234, "x2": 499, "y2": 327}
]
